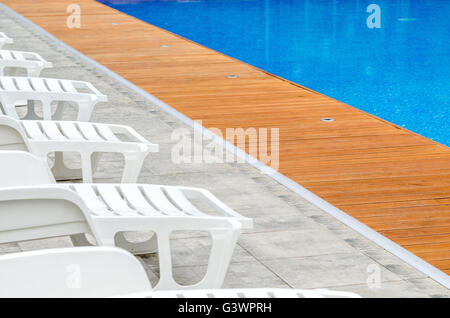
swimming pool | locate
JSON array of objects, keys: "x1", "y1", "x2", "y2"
[{"x1": 98, "y1": 0, "x2": 450, "y2": 146}]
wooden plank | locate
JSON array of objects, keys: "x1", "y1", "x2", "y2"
[{"x1": 4, "y1": 0, "x2": 449, "y2": 274}]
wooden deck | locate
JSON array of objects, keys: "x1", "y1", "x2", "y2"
[{"x1": 4, "y1": 0, "x2": 450, "y2": 275}]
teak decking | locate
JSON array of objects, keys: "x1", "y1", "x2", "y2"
[{"x1": 4, "y1": 0, "x2": 450, "y2": 275}]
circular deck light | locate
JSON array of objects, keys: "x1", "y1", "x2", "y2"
[
  {"x1": 111, "y1": 22, "x2": 120, "y2": 25},
  {"x1": 226, "y1": 74, "x2": 239, "y2": 78},
  {"x1": 321, "y1": 117, "x2": 335, "y2": 122},
  {"x1": 160, "y1": 44, "x2": 169, "y2": 48}
]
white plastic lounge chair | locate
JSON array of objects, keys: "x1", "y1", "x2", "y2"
[
  {"x1": 0, "y1": 76, "x2": 107, "y2": 121},
  {"x1": 0, "y1": 151, "x2": 253, "y2": 290},
  {"x1": 0, "y1": 50, "x2": 53, "y2": 76},
  {"x1": 0, "y1": 32, "x2": 13, "y2": 49},
  {"x1": 0, "y1": 247, "x2": 361, "y2": 298},
  {"x1": 0, "y1": 115, "x2": 158, "y2": 182}
]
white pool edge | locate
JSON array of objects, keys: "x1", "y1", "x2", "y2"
[{"x1": 3, "y1": 2, "x2": 448, "y2": 290}]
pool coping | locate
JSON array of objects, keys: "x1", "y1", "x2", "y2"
[{"x1": 2, "y1": 2, "x2": 448, "y2": 289}]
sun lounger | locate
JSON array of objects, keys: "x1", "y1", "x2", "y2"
[
  {"x1": 0, "y1": 32, "x2": 13, "y2": 49},
  {"x1": 0, "y1": 115, "x2": 158, "y2": 182},
  {"x1": 0, "y1": 246, "x2": 361, "y2": 298},
  {"x1": 0, "y1": 50, "x2": 53, "y2": 76},
  {"x1": 0, "y1": 151, "x2": 253, "y2": 290},
  {"x1": 0, "y1": 76, "x2": 107, "y2": 121}
]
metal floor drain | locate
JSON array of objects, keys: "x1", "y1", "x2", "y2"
[{"x1": 226, "y1": 74, "x2": 238, "y2": 78}]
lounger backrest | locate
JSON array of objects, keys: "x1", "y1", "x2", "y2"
[
  {"x1": 0, "y1": 247, "x2": 152, "y2": 297},
  {"x1": 0, "y1": 152, "x2": 98, "y2": 245},
  {"x1": 0, "y1": 115, "x2": 30, "y2": 152},
  {"x1": 0, "y1": 150, "x2": 54, "y2": 187}
]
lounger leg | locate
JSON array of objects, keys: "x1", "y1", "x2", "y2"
[
  {"x1": 3, "y1": 106, "x2": 19, "y2": 118},
  {"x1": 115, "y1": 232, "x2": 158, "y2": 255},
  {"x1": 40, "y1": 100, "x2": 52, "y2": 120},
  {"x1": 201, "y1": 225, "x2": 241, "y2": 288},
  {"x1": 121, "y1": 153, "x2": 146, "y2": 183},
  {"x1": 53, "y1": 101, "x2": 67, "y2": 120},
  {"x1": 80, "y1": 151, "x2": 94, "y2": 183},
  {"x1": 76, "y1": 102, "x2": 94, "y2": 122},
  {"x1": 189, "y1": 223, "x2": 241, "y2": 290},
  {"x1": 3, "y1": 104, "x2": 17, "y2": 119},
  {"x1": 152, "y1": 224, "x2": 241, "y2": 290},
  {"x1": 93, "y1": 152, "x2": 105, "y2": 170},
  {"x1": 51, "y1": 152, "x2": 83, "y2": 181},
  {"x1": 0, "y1": 96, "x2": 19, "y2": 118},
  {"x1": 153, "y1": 230, "x2": 178, "y2": 290}
]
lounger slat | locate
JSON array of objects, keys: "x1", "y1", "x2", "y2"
[
  {"x1": 165, "y1": 188, "x2": 204, "y2": 216},
  {"x1": 45, "y1": 79, "x2": 64, "y2": 93},
  {"x1": 60, "y1": 80, "x2": 77, "y2": 93},
  {"x1": 1, "y1": 77, "x2": 18, "y2": 91},
  {"x1": 94, "y1": 124, "x2": 120, "y2": 142},
  {"x1": 141, "y1": 186, "x2": 183, "y2": 215},
  {"x1": 14, "y1": 77, "x2": 33, "y2": 91},
  {"x1": 20, "y1": 121, "x2": 48, "y2": 141},
  {"x1": 58, "y1": 122, "x2": 86, "y2": 141},
  {"x1": 40, "y1": 121, "x2": 67, "y2": 141},
  {"x1": 76, "y1": 122, "x2": 105, "y2": 141},
  {"x1": 119, "y1": 185, "x2": 159, "y2": 215},
  {"x1": 70, "y1": 185, "x2": 111, "y2": 216},
  {"x1": 29, "y1": 78, "x2": 48, "y2": 92},
  {"x1": 96, "y1": 185, "x2": 135, "y2": 216}
]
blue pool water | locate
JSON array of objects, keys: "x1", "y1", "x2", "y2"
[{"x1": 98, "y1": 0, "x2": 450, "y2": 146}]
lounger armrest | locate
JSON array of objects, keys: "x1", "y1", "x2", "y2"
[
  {"x1": 108, "y1": 124, "x2": 159, "y2": 151},
  {"x1": 176, "y1": 186, "x2": 253, "y2": 229},
  {"x1": 82, "y1": 81, "x2": 108, "y2": 101},
  {"x1": 70, "y1": 80, "x2": 107, "y2": 102},
  {"x1": 0, "y1": 32, "x2": 13, "y2": 44},
  {"x1": 201, "y1": 189, "x2": 253, "y2": 227},
  {"x1": 22, "y1": 51, "x2": 53, "y2": 67},
  {"x1": 93, "y1": 215, "x2": 240, "y2": 232}
]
